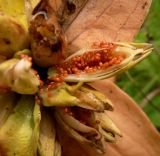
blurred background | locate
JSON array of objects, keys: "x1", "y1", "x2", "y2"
[{"x1": 116, "y1": 0, "x2": 160, "y2": 131}]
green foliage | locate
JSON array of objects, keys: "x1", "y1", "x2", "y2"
[{"x1": 116, "y1": 0, "x2": 160, "y2": 129}]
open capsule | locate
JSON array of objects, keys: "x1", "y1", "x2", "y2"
[
  {"x1": 54, "y1": 107, "x2": 105, "y2": 154},
  {"x1": 49, "y1": 42, "x2": 152, "y2": 82}
]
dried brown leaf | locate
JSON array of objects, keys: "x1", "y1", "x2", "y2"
[{"x1": 65, "y1": 0, "x2": 152, "y2": 53}]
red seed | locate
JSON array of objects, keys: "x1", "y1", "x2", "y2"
[
  {"x1": 69, "y1": 112, "x2": 74, "y2": 116},
  {"x1": 64, "y1": 108, "x2": 69, "y2": 113},
  {"x1": 47, "y1": 92, "x2": 52, "y2": 97}
]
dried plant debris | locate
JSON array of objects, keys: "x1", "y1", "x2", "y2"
[{"x1": 30, "y1": 0, "x2": 67, "y2": 67}]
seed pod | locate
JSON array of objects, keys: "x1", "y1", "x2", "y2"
[
  {"x1": 0, "y1": 14, "x2": 29, "y2": 58},
  {"x1": 0, "y1": 95, "x2": 38, "y2": 156},
  {"x1": 0, "y1": 0, "x2": 31, "y2": 58},
  {"x1": 54, "y1": 110, "x2": 105, "y2": 154},
  {"x1": 0, "y1": 57, "x2": 40, "y2": 94},
  {"x1": 30, "y1": 0, "x2": 67, "y2": 67},
  {"x1": 62, "y1": 42, "x2": 153, "y2": 82},
  {"x1": 56, "y1": 108, "x2": 100, "y2": 136},
  {"x1": 40, "y1": 82, "x2": 112, "y2": 112}
]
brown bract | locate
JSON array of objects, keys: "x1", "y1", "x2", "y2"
[{"x1": 56, "y1": 0, "x2": 160, "y2": 156}]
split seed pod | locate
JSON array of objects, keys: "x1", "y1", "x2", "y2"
[{"x1": 63, "y1": 42, "x2": 153, "y2": 82}]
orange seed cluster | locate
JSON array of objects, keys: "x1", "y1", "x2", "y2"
[{"x1": 49, "y1": 42, "x2": 125, "y2": 83}]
